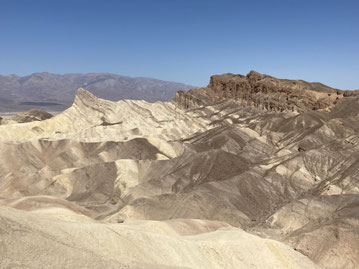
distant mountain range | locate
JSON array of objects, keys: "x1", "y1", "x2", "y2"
[{"x1": 0, "y1": 72, "x2": 194, "y2": 112}]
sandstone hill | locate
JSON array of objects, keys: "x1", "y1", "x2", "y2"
[{"x1": 0, "y1": 71, "x2": 358, "y2": 269}]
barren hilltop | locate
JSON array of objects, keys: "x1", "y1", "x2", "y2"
[{"x1": 1, "y1": 71, "x2": 358, "y2": 269}]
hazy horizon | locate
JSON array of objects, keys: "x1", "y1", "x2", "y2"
[
  {"x1": 0, "y1": 70, "x2": 353, "y2": 91},
  {"x1": 1, "y1": 0, "x2": 358, "y2": 89}
]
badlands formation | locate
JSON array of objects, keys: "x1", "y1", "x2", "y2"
[{"x1": 1, "y1": 71, "x2": 359, "y2": 268}]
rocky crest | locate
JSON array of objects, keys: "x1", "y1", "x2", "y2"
[{"x1": 174, "y1": 70, "x2": 359, "y2": 112}]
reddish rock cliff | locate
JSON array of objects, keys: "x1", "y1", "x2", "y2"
[{"x1": 174, "y1": 71, "x2": 359, "y2": 113}]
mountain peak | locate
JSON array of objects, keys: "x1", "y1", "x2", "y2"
[
  {"x1": 246, "y1": 70, "x2": 266, "y2": 79},
  {"x1": 74, "y1": 87, "x2": 98, "y2": 106}
]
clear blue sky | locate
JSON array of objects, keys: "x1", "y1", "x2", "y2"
[{"x1": 0, "y1": 0, "x2": 358, "y2": 89}]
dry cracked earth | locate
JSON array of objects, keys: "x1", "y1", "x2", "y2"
[{"x1": 1, "y1": 71, "x2": 358, "y2": 269}]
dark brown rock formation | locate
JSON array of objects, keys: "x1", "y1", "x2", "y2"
[{"x1": 174, "y1": 71, "x2": 359, "y2": 113}]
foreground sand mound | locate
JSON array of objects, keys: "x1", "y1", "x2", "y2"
[{"x1": 0, "y1": 206, "x2": 321, "y2": 269}]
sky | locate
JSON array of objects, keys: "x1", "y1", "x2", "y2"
[{"x1": 0, "y1": 0, "x2": 358, "y2": 89}]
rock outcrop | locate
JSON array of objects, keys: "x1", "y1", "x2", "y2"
[{"x1": 174, "y1": 70, "x2": 359, "y2": 113}]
